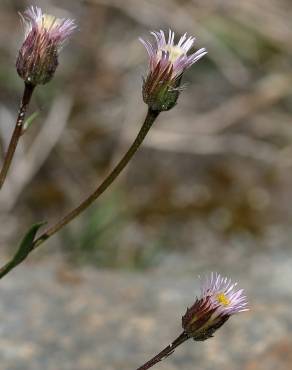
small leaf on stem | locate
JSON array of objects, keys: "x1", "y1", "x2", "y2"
[
  {"x1": 0, "y1": 222, "x2": 45, "y2": 279},
  {"x1": 22, "y1": 111, "x2": 39, "y2": 134}
]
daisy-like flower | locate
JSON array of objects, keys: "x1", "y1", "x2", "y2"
[
  {"x1": 16, "y1": 6, "x2": 76, "y2": 86},
  {"x1": 182, "y1": 272, "x2": 249, "y2": 341},
  {"x1": 140, "y1": 29, "x2": 207, "y2": 111}
]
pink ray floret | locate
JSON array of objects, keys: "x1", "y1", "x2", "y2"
[
  {"x1": 140, "y1": 29, "x2": 207, "y2": 79},
  {"x1": 200, "y1": 272, "x2": 249, "y2": 318},
  {"x1": 17, "y1": 6, "x2": 76, "y2": 85},
  {"x1": 182, "y1": 272, "x2": 249, "y2": 341},
  {"x1": 21, "y1": 6, "x2": 76, "y2": 49}
]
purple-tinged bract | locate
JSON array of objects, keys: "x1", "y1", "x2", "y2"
[
  {"x1": 16, "y1": 6, "x2": 76, "y2": 85},
  {"x1": 182, "y1": 272, "x2": 249, "y2": 341},
  {"x1": 140, "y1": 30, "x2": 207, "y2": 111}
]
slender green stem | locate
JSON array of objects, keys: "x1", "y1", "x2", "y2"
[
  {"x1": 0, "y1": 83, "x2": 35, "y2": 190},
  {"x1": 33, "y1": 108, "x2": 159, "y2": 249},
  {"x1": 135, "y1": 332, "x2": 189, "y2": 370}
]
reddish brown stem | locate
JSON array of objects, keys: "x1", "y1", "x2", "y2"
[
  {"x1": 0, "y1": 83, "x2": 35, "y2": 190},
  {"x1": 135, "y1": 332, "x2": 189, "y2": 370}
]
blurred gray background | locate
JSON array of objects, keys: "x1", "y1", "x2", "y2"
[{"x1": 0, "y1": 0, "x2": 292, "y2": 369}]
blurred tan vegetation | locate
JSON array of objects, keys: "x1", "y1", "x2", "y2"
[{"x1": 1, "y1": 0, "x2": 292, "y2": 268}]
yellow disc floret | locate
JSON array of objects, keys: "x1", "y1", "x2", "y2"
[
  {"x1": 165, "y1": 45, "x2": 186, "y2": 62},
  {"x1": 41, "y1": 14, "x2": 60, "y2": 31},
  {"x1": 216, "y1": 292, "x2": 230, "y2": 307},
  {"x1": 157, "y1": 45, "x2": 186, "y2": 64}
]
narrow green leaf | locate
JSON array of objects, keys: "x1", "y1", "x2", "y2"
[
  {"x1": 0, "y1": 222, "x2": 45, "y2": 279},
  {"x1": 11, "y1": 222, "x2": 45, "y2": 265}
]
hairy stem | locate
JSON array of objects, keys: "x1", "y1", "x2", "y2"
[
  {"x1": 0, "y1": 83, "x2": 35, "y2": 190},
  {"x1": 135, "y1": 332, "x2": 189, "y2": 370},
  {"x1": 33, "y1": 108, "x2": 159, "y2": 248}
]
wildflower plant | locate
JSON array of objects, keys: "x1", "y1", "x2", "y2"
[
  {"x1": 0, "y1": 6, "x2": 250, "y2": 370},
  {"x1": 182, "y1": 272, "x2": 249, "y2": 341},
  {"x1": 136, "y1": 273, "x2": 249, "y2": 370},
  {"x1": 17, "y1": 6, "x2": 76, "y2": 85},
  {"x1": 7, "y1": 28, "x2": 207, "y2": 255},
  {"x1": 0, "y1": 6, "x2": 76, "y2": 189},
  {"x1": 140, "y1": 30, "x2": 207, "y2": 111}
]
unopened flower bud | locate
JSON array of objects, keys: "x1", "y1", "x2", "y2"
[
  {"x1": 140, "y1": 30, "x2": 207, "y2": 112},
  {"x1": 182, "y1": 273, "x2": 249, "y2": 341},
  {"x1": 16, "y1": 6, "x2": 76, "y2": 86}
]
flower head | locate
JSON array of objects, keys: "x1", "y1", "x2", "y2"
[
  {"x1": 140, "y1": 30, "x2": 207, "y2": 111},
  {"x1": 16, "y1": 6, "x2": 76, "y2": 85},
  {"x1": 182, "y1": 273, "x2": 249, "y2": 341}
]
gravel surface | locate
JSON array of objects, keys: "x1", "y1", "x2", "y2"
[{"x1": 0, "y1": 240, "x2": 291, "y2": 370}]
